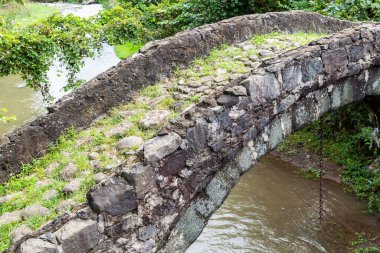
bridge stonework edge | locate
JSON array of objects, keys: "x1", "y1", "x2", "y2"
[
  {"x1": 0, "y1": 11, "x2": 352, "y2": 182},
  {"x1": 6, "y1": 12, "x2": 380, "y2": 253}
]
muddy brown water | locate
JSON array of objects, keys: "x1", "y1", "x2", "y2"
[{"x1": 187, "y1": 154, "x2": 380, "y2": 253}]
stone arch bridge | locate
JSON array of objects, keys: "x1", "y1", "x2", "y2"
[{"x1": 2, "y1": 11, "x2": 380, "y2": 253}]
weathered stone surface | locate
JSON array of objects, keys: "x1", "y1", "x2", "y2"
[
  {"x1": 144, "y1": 132, "x2": 182, "y2": 163},
  {"x1": 16, "y1": 239, "x2": 58, "y2": 253},
  {"x1": 217, "y1": 95, "x2": 239, "y2": 107},
  {"x1": 121, "y1": 164, "x2": 156, "y2": 199},
  {"x1": 42, "y1": 189, "x2": 58, "y2": 201},
  {"x1": 116, "y1": 136, "x2": 144, "y2": 151},
  {"x1": 302, "y1": 58, "x2": 323, "y2": 82},
  {"x1": 224, "y1": 86, "x2": 247, "y2": 96},
  {"x1": 322, "y1": 48, "x2": 348, "y2": 77},
  {"x1": 62, "y1": 179, "x2": 81, "y2": 194},
  {"x1": 0, "y1": 210, "x2": 22, "y2": 225},
  {"x1": 11, "y1": 225, "x2": 33, "y2": 243},
  {"x1": 94, "y1": 173, "x2": 106, "y2": 183},
  {"x1": 186, "y1": 119, "x2": 208, "y2": 154},
  {"x1": 22, "y1": 204, "x2": 50, "y2": 219},
  {"x1": 87, "y1": 177, "x2": 137, "y2": 215},
  {"x1": 282, "y1": 64, "x2": 302, "y2": 91},
  {"x1": 139, "y1": 110, "x2": 170, "y2": 128},
  {"x1": 174, "y1": 206, "x2": 204, "y2": 243},
  {"x1": 59, "y1": 162, "x2": 78, "y2": 180},
  {"x1": 56, "y1": 199, "x2": 76, "y2": 214},
  {"x1": 104, "y1": 121, "x2": 132, "y2": 138},
  {"x1": 55, "y1": 219, "x2": 101, "y2": 253},
  {"x1": 241, "y1": 73, "x2": 280, "y2": 106}
]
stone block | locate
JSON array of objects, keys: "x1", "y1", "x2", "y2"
[
  {"x1": 144, "y1": 132, "x2": 182, "y2": 163},
  {"x1": 241, "y1": 73, "x2": 280, "y2": 106},
  {"x1": 269, "y1": 117, "x2": 283, "y2": 150},
  {"x1": 16, "y1": 239, "x2": 58, "y2": 253},
  {"x1": 55, "y1": 219, "x2": 101, "y2": 253},
  {"x1": 87, "y1": 177, "x2": 137, "y2": 216},
  {"x1": 282, "y1": 64, "x2": 302, "y2": 91},
  {"x1": 301, "y1": 58, "x2": 323, "y2": 82},
  {"x1": 186, "y1": 118, "x2": 208, "y2": 154}
]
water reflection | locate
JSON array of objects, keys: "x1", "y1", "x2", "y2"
[{"x1": 188, "y1": 154, "x2": 380, "y2": 253}]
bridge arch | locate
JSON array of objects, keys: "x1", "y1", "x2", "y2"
[{"x1": 5, "y1": 12, "x2": 380, "y2": 253}]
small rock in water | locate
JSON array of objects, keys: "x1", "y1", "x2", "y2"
[
  {"x1": 11, "y1": 225, "x2": 33, "y2": 243},
  {"x1": 56, "y1": 199, "x2": 76, "y2": 214},
  {"x1": 22, "y1": 204, "x2": 50, "y2": 219},
  {"x1": 63, "y1": 179, "x2": 81, "y2": 194},
  {"x1": 60, "y1": 162, "x2": 78, "y2": 180},
  {"x1": 139, "y1": 110, "x2": 170, "y2": 129},
  {"x1": 0, "y1": 210, "x2": 22, "y2": 225},
  {"x1": 116, "y1": 136, "x2": 144, "y2": 152},
  {"x1": 42, "y1": 189, "x2": 58, "y2": 201}
]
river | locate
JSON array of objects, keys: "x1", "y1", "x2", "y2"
[
  {"x1": 187, "y1": 154, "x2": 380, "y2": 253},
  {"x1": 0, "y1": 4, "x2": 120, "y2": 135}
]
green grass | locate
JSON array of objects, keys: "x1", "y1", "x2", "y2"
[
  {"x1": 0, "y1": 2, "x2": 59, "y2": 27},
  {"x1": 114, "y1": 41, "x2": 144, "y2": 60}
]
